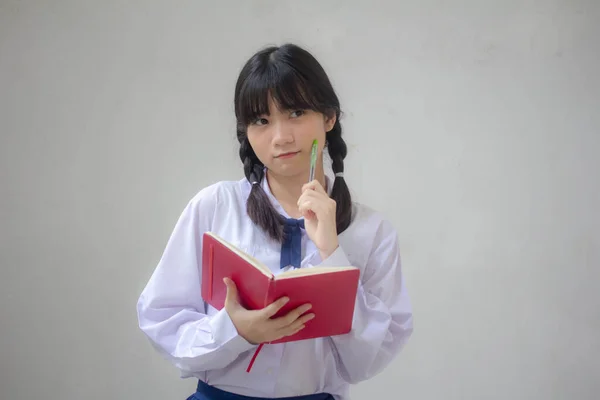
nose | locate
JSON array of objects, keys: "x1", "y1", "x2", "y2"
[{"x1": 271, "y1": 120, "x2": 294, "y2": 146}]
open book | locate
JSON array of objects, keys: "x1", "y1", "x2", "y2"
[{"x1": 201, "y1": 231, "x2": 360, "y2": 344}]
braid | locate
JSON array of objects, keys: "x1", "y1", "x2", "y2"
[
  {"x1": 238, "y1": 131, "x2": 261, "y2": 181},
  {"x1": 326, "y1": 119, "x2": 353, "y2": 234},
  {"x1": 237, "y1": 125, "x2": 285, "y2": 242}
]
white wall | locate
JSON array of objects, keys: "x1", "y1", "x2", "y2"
[{"x1": 1, "y1": 1, "x2": 599, "y2": 399}]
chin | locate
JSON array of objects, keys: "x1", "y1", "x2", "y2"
[{"x1": 266, "y1": 165, "x2": 304, "y2": 179}]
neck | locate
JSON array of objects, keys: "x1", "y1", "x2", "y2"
[{"x1": 266, "y1": 165, "x2": 327, "y2": 219}]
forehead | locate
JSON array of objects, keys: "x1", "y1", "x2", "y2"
[
  {"x1": 263, "y1": 94, "x2": 296, "y2": 115},
  {"x1": 237, "y1": 72, "x2": 320, "y2": 123}
]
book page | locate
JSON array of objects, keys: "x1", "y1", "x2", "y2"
[
  {"x1": 276, "y1": 266, "x2": 357, "y2": 279},
  {"x1": 205, "y1": 232, "x2": 272, "y2": 277}
]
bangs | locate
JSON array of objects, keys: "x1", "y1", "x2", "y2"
[{"x1": 236, "y1": 62, "x2": 326, "y2": 125}]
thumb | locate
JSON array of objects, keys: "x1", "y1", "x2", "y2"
[
  {"x1": 223, "y1": 277, "x2": 239, "y2": 308},
  {"x1": 302, "y1": 209, "x2": 316, "y2": 220}
]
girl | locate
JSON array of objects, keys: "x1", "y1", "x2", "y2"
[{"x1": 136, "y1": 43, "x2": 413, "y2": 400}]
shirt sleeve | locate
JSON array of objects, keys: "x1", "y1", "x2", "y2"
[
  {"x1": 319, "y1": 218, "x2": 414, "y2": 384},
  {"x1": 136, "y1": 187, "x2": 256, "y2": 374}
]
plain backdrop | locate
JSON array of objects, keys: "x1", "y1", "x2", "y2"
[{"x1": 1, "y1": 1, "x2": 599, "y2": 399}]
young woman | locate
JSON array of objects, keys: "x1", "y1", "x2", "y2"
[{"x1": 136, "y1": 43, "x2": 413, "y2": 400}]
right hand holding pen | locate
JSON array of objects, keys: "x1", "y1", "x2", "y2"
[{"x1": 223, "y1": 277, "x2": 314, "y2": 344}]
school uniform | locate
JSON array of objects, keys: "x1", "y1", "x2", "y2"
[{"x1": 136, "y1": 172, "x2": 413, "y2": 400}]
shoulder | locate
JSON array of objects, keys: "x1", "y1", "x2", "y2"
[
  {"x1": 176, "y1": 178, "x2": 250, "y2": 225},
  {"x1": 187, "y1": 178, "x2": 250, "y2": 209},
  {"x1": 350, "y1": 201, "x2": 398, "y2": 239},
  {"x1": 174, "y1": 178, "x2": 250, "y2": 231},
  {"x1": 339, "y1": 201, "x2": 400, "y2": 265},
  {"x1": 339, "y1": 202, "x2": 403, "y2": 281}
]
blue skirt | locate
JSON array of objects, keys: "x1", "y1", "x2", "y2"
[{"x1": 188, "y1": 380, "x2": 334, "y2": 400}]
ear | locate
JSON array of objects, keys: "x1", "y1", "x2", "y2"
[{"x1": 324, "y1": 111, "x2": 337, "y2": 132}]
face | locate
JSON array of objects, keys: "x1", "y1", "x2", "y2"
[{"x1": 246, "y1": 96, "x2": 336, "y2": 179}]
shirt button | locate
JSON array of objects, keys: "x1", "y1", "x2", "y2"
[{"x1": 266, "y1": 368, "x2": 273, "y2": 375}]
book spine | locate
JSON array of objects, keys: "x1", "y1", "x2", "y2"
[
  {"x1": 263, "y1": 277, "x2": 276, "y2": 308},
  {"x1": 207, "y1": 244, "x2": 214, "y2": 301}
]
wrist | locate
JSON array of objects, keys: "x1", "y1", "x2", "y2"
[
  {"x1": 319, "y1": 244, "x2": 339, "y2": 261},
  {"x1": 229, "y1": 314, "x2": 258, "y2": 344}
]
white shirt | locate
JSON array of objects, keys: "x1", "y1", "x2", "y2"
[{"x1": 136, "y1": 174, "x2": 413, "y2": 400}]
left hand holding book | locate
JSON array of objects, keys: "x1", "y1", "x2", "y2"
[{"x1": 223, "y1": 277, "x2": 316, "y2": 344}]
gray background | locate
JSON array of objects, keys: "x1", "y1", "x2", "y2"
[{"x1": 1, "y1": 1, "x2": 599, "y2": 399}]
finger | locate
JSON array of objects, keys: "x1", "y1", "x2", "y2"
[
  {"x1": 277, "y1": 312, "x2": 314, "y2": 337},
  {"x1": 302, "y1": 180, "x2": 327, "y2": 195},
  {"x1": 301, "y1": 209, "x2": 316, "y2": 220},
  {"x1": 297, "y1": 191, "x2": 331, "y2": 220},
  {"x1": 301, "y1": 181, "x2": 316, "y2": 192},
  {"x1": 298, "y1": 199, "x2": 313, "y2": 214},
  {"x1": 298, "y1": 199, "x2": 330, "y2": 219},
  {"x1": 284, "y1": 323, "x2": 306, "y2": 337},
  {"x1": 290, "y1": 312, "x2": 315, "y2": 329},
  {"x1": 299, "y1": 205, "x2": 322, "y2": 222},
  {"x1": 223, "y1": 278, "x2": 239, "y2": 308},
  {"x1": 297, "y1": 190, "x2": 329, "y2": 208},
  {"x1": 261, "y1": 296, "x2": 290, "y2": 318},
  {"x1": 271, "y1": 324, "x2": 305, "y2": 343},
  {"x1": 298, "y1": 189, "x2": 327, "y2": 201},
  {"x1": 273, "y1": 303, "x2": 312, "y2": 329}
]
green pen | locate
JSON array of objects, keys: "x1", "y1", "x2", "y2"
[{"x1": 308, "y1": 139, "x2": 318, "y2": 182}]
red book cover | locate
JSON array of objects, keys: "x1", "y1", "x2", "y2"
[{"x1": 201, "y1": 232, "x2": 360, "y2": 344}]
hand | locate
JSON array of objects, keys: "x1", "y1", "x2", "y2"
[
  {"x1": 297, "y1": 180, "x2": 339, "y2": 260},
  {"x1": 223, "y1": 278, "x2": 315, "y2": 344}
]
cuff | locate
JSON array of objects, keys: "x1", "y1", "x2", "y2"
[
  {"x1": 319, "y1": 245, "x2": 352, "y2": 267},
  {"x1": 209, "y1": 307, "x2": 257, "y2": 354}
]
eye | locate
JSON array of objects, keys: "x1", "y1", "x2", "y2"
[
  {"x1": 290, "y1": 110, "x2": 305, "y2": 118},
  {"x1": 252, "y1": 117, "x2": 269, "y2": 126}
]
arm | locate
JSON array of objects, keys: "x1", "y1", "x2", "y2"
[
  {"x1": 320, "y1": 219, "x2": 413, "y2": 384},
  {"x1": 136, "y1": 187, "x2": 255, "y2": 374}
]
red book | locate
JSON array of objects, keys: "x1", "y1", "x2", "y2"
[{"x1": 201, "y1": 232, "x2": 360, "y2": 344}]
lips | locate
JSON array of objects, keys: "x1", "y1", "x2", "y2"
[{"x1": 276, "y1": 151, "x2": 299, "y2": 158}]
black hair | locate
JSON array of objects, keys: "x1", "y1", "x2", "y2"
[{"x1": 234, "y1": 43, "x2": 352, "y2": 242}]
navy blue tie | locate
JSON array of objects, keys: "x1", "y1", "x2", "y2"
[{"x1": 280, "y1": 218, "x2": 305, "y2": 269}]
